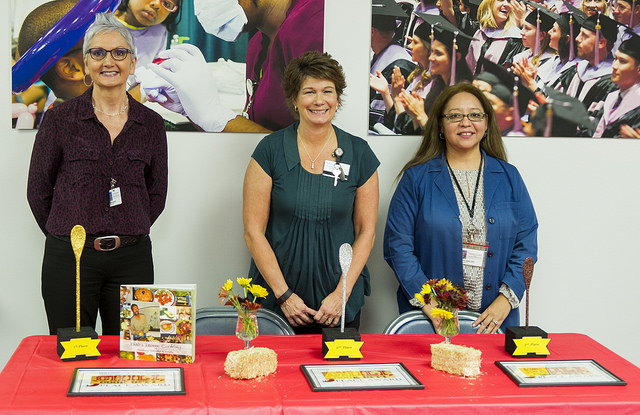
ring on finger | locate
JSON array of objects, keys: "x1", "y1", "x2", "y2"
[{"x1": 492, "y1": 320, "x2": 499, "y2": 325}]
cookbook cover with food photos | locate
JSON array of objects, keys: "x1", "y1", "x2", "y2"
[{"x1": 119, "y1": 284, "x2": 196, "y2": 363}]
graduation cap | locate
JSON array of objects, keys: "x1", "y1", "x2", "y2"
[
  {"x1": 522, "y1": 3, "x2": 559, "y2": 55},
  {"x1": 562, "y1": 0, "x2": 588, "y2": 22},
  {"x1": 530, "y1": 88, "x2": 595, "y2": 136},
  {"x1": 372, "y1": 0, "x2": 409, "y2": 31},
  {"x1": 476, "y1": 59, "x2": 538, "y2": 133},
  {"x1": 619, "y1": 31, "x2": 640, "y2": 62},
  {"x1": 582, "y1": 12, "x2": 620, "y2": 64},
  {"x1": 557, "y1": 8, "x2": 586, "y2": 61},
  {"x1": 523, "y1": 4, "x2": 558, "y2": 33},
  {"x1": 414, "y1": 12, "x2": 474, "y2": 84},
  {"x1": 460, "y1": 0, "x2": 482, "y2": 19},
  {"x1": 474, "y1": 71, "x2": 501, "y2": 91}
]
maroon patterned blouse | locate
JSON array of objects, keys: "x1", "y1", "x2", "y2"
[{"x1": 27, "y1": 88, "x2": 168, "y2": 236}]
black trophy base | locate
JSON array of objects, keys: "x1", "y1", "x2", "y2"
[
  {"x1": 505, "y1": 326, "x2": 549, "y2": 358},
  {"x1": 322, "y1": 327, "x2": 362, "y2": 360},
  {"x1": 57, "y1": 326, "x2": 100, "y2": 361}
]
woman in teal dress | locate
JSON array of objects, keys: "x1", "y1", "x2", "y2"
[{"x1": 243, "y1": 51, "x2": 380, "y2": 333}]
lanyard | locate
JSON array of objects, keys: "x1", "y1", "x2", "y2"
[{"x1": 446, "y1": 154, "x2": 484, "y2": 237}]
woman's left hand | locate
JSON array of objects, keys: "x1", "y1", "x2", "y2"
[
  {"x1": 473, "y1": 294, "x2": 511, "y2": 334},
  {"x1": 315, "y1": 291, "x2": 343, "y2": 326}
]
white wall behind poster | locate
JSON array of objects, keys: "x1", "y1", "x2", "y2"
[{"x1": 2, "y1": 0, "x2": 639, "y2": 370}]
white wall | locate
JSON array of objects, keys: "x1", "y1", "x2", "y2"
[{"x1": 2, "y1": 1, "x2": 638, "y2": 369}]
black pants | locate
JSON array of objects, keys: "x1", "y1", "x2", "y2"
[{"x1": 41, "y1": 234, "x2": 154, "y2": 335}]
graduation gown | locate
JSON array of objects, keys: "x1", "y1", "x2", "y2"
[
  {"x1": 565, "y1": 58, "x2": 619, "y2": 115},
  {"x1": 594, "y1": 84, "x2": 640, "y2": 138},
  {"x1": 370, "y1": 44, "x2": 415, "y2": 129},
  {"x1": 466, "y1": 26, "x2": 525, "y2": 75}
]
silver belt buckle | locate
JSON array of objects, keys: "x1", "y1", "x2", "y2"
[{"x1": 94, "y1": 236, "x2": 121, "y2": 252}]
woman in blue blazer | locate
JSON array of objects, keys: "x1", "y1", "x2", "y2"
[{"x1": 384, "y1": 83, "x2": 537, "y2": 332}]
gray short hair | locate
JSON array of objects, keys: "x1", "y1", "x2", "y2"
[{"x1": 83, "y1": 12, "x2": 136, "y2": 58}]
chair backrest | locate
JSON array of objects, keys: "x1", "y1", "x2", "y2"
[
  {"x1": 195, "y1": 307, "x2": 295, "y2": 335},
  {"x1": 383, "y1": 310, "x2": 503, "y2": 334}
]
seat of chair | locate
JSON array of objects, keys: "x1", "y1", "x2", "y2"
[
  {"x1": 195, "y1": 307, "x2": 295, "y2": 335},
  {"x1": 383, "y1": 310, "x2": 503, "y2": 334}
]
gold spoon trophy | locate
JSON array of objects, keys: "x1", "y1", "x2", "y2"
[
  {"x1": 504, "y1": 257, "x2": 550, "y2": 357},
  {"x1": 57, "y1": 225, "x2": 101, "y2": 361},
  {"x1": 322, "y1": 243, "x2": 363, "y2": 360}
]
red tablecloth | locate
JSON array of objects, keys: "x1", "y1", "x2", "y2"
[{"x1": 0, "y1": 333, "x2": 639, "y2": 414}]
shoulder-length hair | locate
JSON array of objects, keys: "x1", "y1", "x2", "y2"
[
  {"x1": 398, "y1": 83, "x2": 507, "y2": 178},
  {"x1": 477, "y1": 0, "x2": 520, "y2": 31}
]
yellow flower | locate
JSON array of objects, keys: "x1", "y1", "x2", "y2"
[
  {"x1": 223, "y1": 279, "x2": 233, "y2": 291},
  {"x1": 414, "y1": 293, "x2": 426, "y2": 305},
  {"x1": 431, "y1": 308, "x2": 454, "y2": 320},
  {"x1": 249, "y1": 284, "x2": 269, "y2": 299},
  {"x1": 237, "y1": 277, "x2": 252, "y2": 287},
  {"x1": 420, "y1": 284, "x2": 431, "y2": 296}
]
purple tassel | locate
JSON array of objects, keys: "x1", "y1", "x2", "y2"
[
  {"x1": 512, "y1": 77, "x2": 522, "y2": 133},
  {"x1": 534, "y1": 10, "x2": 541, "y2": 57},
  {"x1": 569, "y1": 14, "x2": 575, "y2": 61},
  {"x1": 595, "y1": 13, "x2": 601, "y2": 66},
  {"x1": 544, "y1": 102, "x2": 553, "y2": 137},
  {"x1": 451, "y1": 32, "x2": 458, "y2": 85}
]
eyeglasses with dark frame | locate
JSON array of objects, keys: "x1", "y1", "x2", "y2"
[
  {"x1": 86, "y1": 48, "x2": 133, "y2": 61},
  {"x1": 161, "y1": 0, "x2": 178, "y2": 12},
  {"x1": 442, "y1": 112, "x2": 487, "y2": 122}
]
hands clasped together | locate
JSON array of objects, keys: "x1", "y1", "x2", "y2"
[{"x1": 279, "y1": 290, "x2": 343, "y2": 328}]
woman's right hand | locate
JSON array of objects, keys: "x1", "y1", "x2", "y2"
[
  {"x1": 390, "y1": 66, "x2": 405, "y2": 98},
  {"x1": 280, "y1": 293, "x2": 317, "y2": 327}
]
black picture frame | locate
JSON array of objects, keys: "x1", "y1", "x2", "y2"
[
  {"x1": 67, "y1": 367, "x2": 186, "y2": 396},
  {"x1": 495, "y1": 359, "x2": 627, "y2": 387},
  {"x1": 300, "y1": 362, "x2": 424, "y2": 391}
]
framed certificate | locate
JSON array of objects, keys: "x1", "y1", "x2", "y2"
[
  {"x1": 495, "y1": 359, "x2": 626, "y2": 387},
  {"x1": 300, "y1": 362, "x2": 424, "y2": 391},
  {"x1": 68, "y1": 367, "x2": 185, "y2": 396}
]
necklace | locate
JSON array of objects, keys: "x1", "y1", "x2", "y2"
[
  {"x1": 447, "y1": 154, "x2": 484, "y2": 240},
  {"x1": 298, "y1": 128, "x2": 333, "y2": 169},
  {"x1": 92, "y1": 101, "x2": 129, "y2": 117}
]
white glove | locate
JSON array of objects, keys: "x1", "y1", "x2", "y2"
[
  {"x1": 136, "y1": 66, "x2": 186, "y2": 115},
  {"x1": 194, "y1": 0, "x2": 247, "y2": 42},
  {"x1": 148, "y1": 43, "x2": 238, "y2": 132}
]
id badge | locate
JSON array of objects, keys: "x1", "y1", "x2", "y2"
[
  {"x1": 322, "y1": 160, "x2": 350, "y2": 180},
  {"x1": 462, "y1": 242, "x2": 488, "y2": 268},
  {"x1": 109, "y1": 187, "x2": 122, "y2": 207}
]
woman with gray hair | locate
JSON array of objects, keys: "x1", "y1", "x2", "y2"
[{"x1": 27, "y1": 12, "x2": 168, "y2": 335}]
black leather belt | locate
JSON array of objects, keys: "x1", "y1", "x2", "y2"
[
  {"x1": 53, "y1": 234, "x2": 144, "y2": 251},
  {"x1": 88, "y1": 235, "x2": 141, "y2": 251}
]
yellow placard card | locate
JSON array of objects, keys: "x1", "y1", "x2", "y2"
[
  {"x1": 60, "y1": 337, "x2": 101, "y2": 360},
  {"x1": 513, "y1": 336, "x2": 551, "y2": 356},
  {"x1": 324, "y1": 339, "x2": 364, "y2": 359}
]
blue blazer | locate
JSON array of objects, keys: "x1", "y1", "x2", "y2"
[{"x1": 383, "y1": 152, "x2": 538, "y2": 327}]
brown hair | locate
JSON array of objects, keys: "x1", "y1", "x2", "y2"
[
  {"x1": 398, "y1": 83, "x2": 507, "y2": 178},
  {"x1": 282, "y1": 51, "x2": 347, "y2": 118}
]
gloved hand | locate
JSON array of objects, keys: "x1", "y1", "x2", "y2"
[
  {"x1": 136, "y1": 66, "x2": 186, "y2": 115},
  {"x1": 194, "y1": 0, "x2": 247, "y2": 42},
  {"x1": 147, "y1": 43, "x2": 238, "y2": 132}
]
